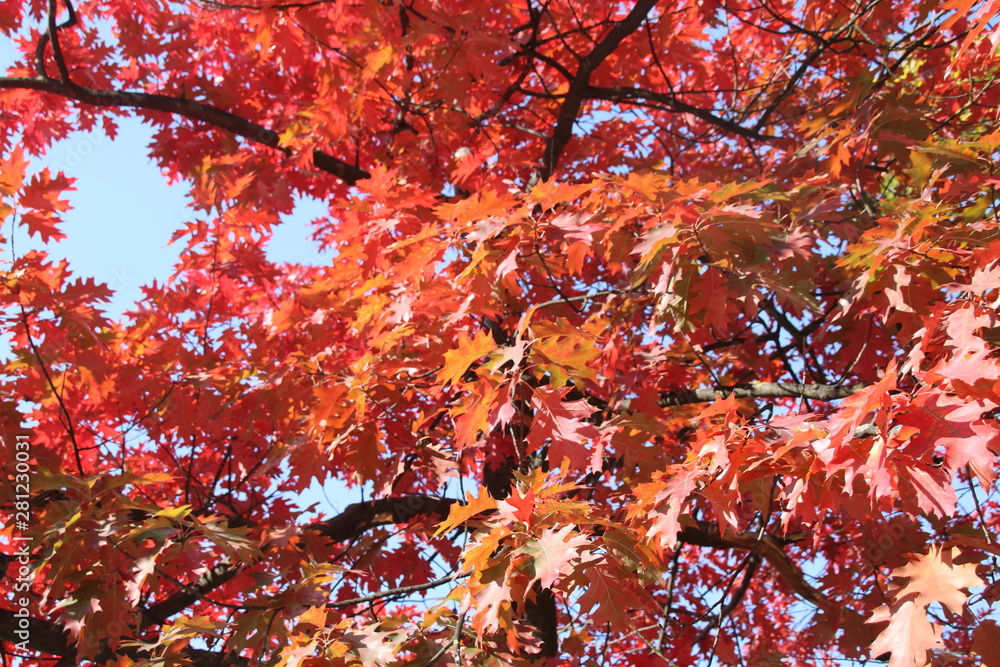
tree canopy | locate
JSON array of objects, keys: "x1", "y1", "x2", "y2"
[{"x1": 2, "y1": 0, "x2": 1000, "y2": 664}]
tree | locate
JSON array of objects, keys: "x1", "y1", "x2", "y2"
[{"x1": 1, "y1": 0, "x2": 999, "y2": 664}]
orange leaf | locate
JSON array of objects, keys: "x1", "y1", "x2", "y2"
[
  {"x1": 437, "y1": 330, "x2": 496, "y2": 385},
  {"x1": 435, "y1": 488, "x2": 497, "y2": 536}
]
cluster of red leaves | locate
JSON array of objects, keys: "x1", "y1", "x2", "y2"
[{"x1": 1, "y1": 0, "x2": 1000, "y2": 665}]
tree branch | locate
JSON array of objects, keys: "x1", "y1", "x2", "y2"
[
  {"x1": 329, "y1": 571, "x2": 465, "y2": 608},
  {"x1": 305, "y1": 494, "x2": 455, "y2": 541},
  {"x1": 0, "y1": 608, "x2": 70, "y2": 659},
  {"x1": 541, "y1": 0, "x2": 660, "y2": 178},
  {"x1": 678, "y1": 522, "x2": 833, "y2": 609},
  {"x1": 586, "y1": 85, "x2": 774, "y2": 141},
  {"x1": 1, "y1": 495, "x2": 829, "y2": 665},
  {"x1": 0, "y1": 76, "x2": 370, "y2": 185},
  {"x1": 139, "y1": 559, "x2": 239, "y2": 629},
  {"x1": 613, "y1": 382, "x2": 863, "y2": 410},
  {"x1": 40, "y1": 0, "x2": 77, "y2": 83},
  {"x1": 136, "y1": 495, "x2": 454, "y2": 633}
]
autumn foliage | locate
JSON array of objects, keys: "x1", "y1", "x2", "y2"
[{"x1": 2, "y1": 0, "x2": 1000, "y2": 664}]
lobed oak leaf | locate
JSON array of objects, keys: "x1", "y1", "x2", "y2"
[
  {"x1": 495, "y1": 246, "x2": 519, "y2": 279},
  {"x1": 930, "y1": 306, "x2": 1000, "y2": 391},
  {"x1": 453, "y1": 379, "x2": 498, "y2": 449},
  {"x1": 908, "y1": 392, "x2": 998, "y2": 488},
  {"x1": 892, "y1": 546, "x2": 983, "y2": 615},
  {"x1": 18, "y1": 210, "x2": 64, "y2": 243},
  {"x1": 19, "y1": 169, "x2": 73, "y2": 212},
  {"x1": 276, "y1": 639, "x2": 320, "y2": 667},
  {"x1": 437, "y1": 330, "x2": 496, "y2": 385},
  {"x1": 549, "y1": 211, "x2": 603, "y2": 246},
  {"x1": 470, "y1": 580, "x2": 510, "y2": 635},
  {"x1": 497, "y1": 486, "x2": 536, "y2": 524},
  {"x1": 342, "y1": 625, "x2": 402, "y2": 667},
  {"x1": 296, "y1": 606, "x2": 328, "y2": 630},
  {"x1": 527, "y1": 179, "x2": 597, "y2": 210},
  {"x1": 896, "y1": 463, "x2": 957, "y2": 519},
  {"x1": 363, "y1": 45, "x2": 395, "y2": 80},
  {"x1": 527, "y1": 386, "x2": 601, "y2": 472},
  {"x1": 639, "y1": 466, "x2": 702, "y2": 549},
  {"x1": 0, "y1": 146, "x2": 29, "y2": 194},
  {"x1": 868, "y1": 598, "x2": 944, "y2": 667},
  {"x1": 125, "y1": 551, "x2": 161, "y2": 606},
  {"x1": 435, "y1": 488, "x2": 497, "y2": 536},
  {"x1": 573, "y1": 557, "x2": 651, "y2": 632},
  {"x1": 531, "y1": 328, "x2": 601, "y2": 386},
  {"x1": 513, "y1": 524, "x2": 591, "y2": 589}
]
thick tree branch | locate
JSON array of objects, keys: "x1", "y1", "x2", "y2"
[
  {"x1": 677, "y1": 522, "x2": 832, "y2": 609},
  {"x1": 1, "y1": 494, "x2": 828, "y2": 665},
  {"x1": 306, "y1": 494, "x2": 455, "y2": 540},
  {"x1": 0, "y1": 76, "x2": 370, "y2": 185},
  {"x1": 610, "y1": 382, "x2": 863, "y2": 411},
  {"x1": 541, "y1": 0, "x2": 660, "y2": 178},
  {"x1": 137, "y1": 495, "x2": 453, "y2": 632},
  {"x1": 139, "y1": 559, "x2": 239, "y2": 629},
  {"x1": 0, "y1": 496, "x2": 452, "y2": 664},
  {"x1": 662, "y1": 381, "x2": 863, "y2": 405},
  {"x1": 0, "y1": 609, "x2": 250, "y2": 667},
  {"x1": 309, "y1": 497, "x2": 833, "y2": 609},
  {"x1": 587, "y1": 85, "x2": 774, "y2": 141}
]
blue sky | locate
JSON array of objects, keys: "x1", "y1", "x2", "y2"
[
  {"x1": 2, "y1": 30, "x2": 329, "y2": 316},
  {"x1": 3, "y1": 118, "x2": 330, "y2": 316},
  {"x1": 1, "y1": 37, "x2": 353, "y2": 514}
]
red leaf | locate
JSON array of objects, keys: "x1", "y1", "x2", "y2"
[{"x1": 526, "y1": 386, "x2": 601, "y2": 472}]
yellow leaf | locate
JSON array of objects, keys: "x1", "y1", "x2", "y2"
[{"x1": 155, "y1": 505, "x2": 193, "y2": 520}]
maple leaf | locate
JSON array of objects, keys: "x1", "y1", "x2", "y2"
[{"x1": 514, "y1": 525, "x2": 592, "y2": 589}]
